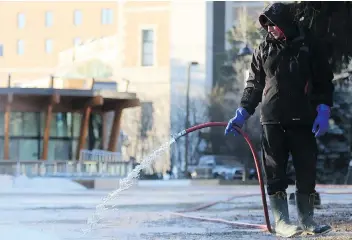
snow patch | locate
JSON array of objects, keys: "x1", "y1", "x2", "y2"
[
  {"x1": 0, "y1": 225, "x2": 61, "y2": 240},
  {"x1": 0, "y1": 174, "x2": 87, "y2": 193}
]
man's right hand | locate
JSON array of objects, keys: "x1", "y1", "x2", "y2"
[{"x1": 224, "y1": 107, "x2": 250, "y2": 136}]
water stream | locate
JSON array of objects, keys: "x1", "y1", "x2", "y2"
[{"x1": 82, "y1": 137, "x2": 177, "y2": 234}]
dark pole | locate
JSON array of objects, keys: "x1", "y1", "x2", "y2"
[
  {"x1": 122, "y1": 78, "x2": 130, "y2": 92},
  {"x1": 8, "y1": 73, "x2": 11, "y2": 88},
  {"x1": 184, "y1": 61, "x2": 198, "y2": 177}
]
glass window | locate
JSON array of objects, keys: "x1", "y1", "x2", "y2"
[
  {"x1": 74, "y1": 10, "x2": 82, "y2": 25},
  {"x1": 41, "y1": 113, "x2": 73, "y2": 137},
  {"x1": 10, "y1": 112, "x2": 23, "y2": 136},
  {"x1": 56, "y1": 113, "x2": 71, "y2": 137},
  {"x1": 19, "y1": 139, "x2": 39, "y2": 160},
  {"x1": 140, "y1": 102, "x2": 153, "y2": 138},
  {"x1": 72, "y1": 139, "x2": 78, "y2": 160},
  {"x1": 0, "y1": 44, "x2": 3, "y2": 56},
  {"x1": 101, "y1": 8, "x2": 113, "y2": 25},
  {"x1": 0, "y1": 139, "x2": 3, "y2": 160},
  {"x1": 45, "y1": 39, "x2": 53, "y2": 53},
  {"x1": 17, "y1": 13, "x2": 25, "y2": 29},
  {"x1": 9, "y1": 139, "x2": 39, "y2": 161},
  {"x1": 40, "y1": 113, "x2": 45, "y2": 137},
  {"x1": 73, "y1": 113, "x2": 82, "y2": 137},
  {"x1": 47, "y1": 140, "x2": 55, "y2": 160},
  {"x1": 49, "y1": 140, "x2": 70, "y2": 160},
  {"x1": 9, "y1": 139, "x2": 20, "y2": 160},
  {"x1": 51, "y1": 113, "x2": 58, "y2": 137},
  {"x1": 66, "y1": 113, "x2": 73, "y2": 137},
  {"x1": 0, "y1": 112, "x2": 4, "y2": 135},
  {"x1": 45, "y1": 11, "x2": 53, "y2": 27},
  {"x1": 141, "y1": 29, "x2": 155, "y2": 66},
  {"x1": 17, "y1": 40, "x2": 24, "y2": 55},
  {"x1": 23, "y1": 113, "x2": 39, "y2": 136},
  {"x1": 89, "y1": 114, "x2": 102, "y2": 149}
]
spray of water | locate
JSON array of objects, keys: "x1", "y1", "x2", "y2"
[{"x1": 82, "y1": 137, "x2": 176, "y2": 234}]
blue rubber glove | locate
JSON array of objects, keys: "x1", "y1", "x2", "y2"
[
  {"x1": 312, "y1": 104, "x2": 330, "y2": 138},
  {"x1": 224, "y1": 107, "x2": 250, "y2": 136}
]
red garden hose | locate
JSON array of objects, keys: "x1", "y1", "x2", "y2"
[{"x1": 173, "y1": 122, "x2": 273, "y2": 233}]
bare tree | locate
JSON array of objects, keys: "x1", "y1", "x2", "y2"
[
  {"x1": 201, "y1": 6, "x2": 264, "y2": 177},
  {"x1": 228, "y1": 6, "x2": 263, "y2": 51},
  {"x1": 170, "y1": 86, "x2": 210, "y2": 175},
  {"x1": 120, "y1": 92, "x2": 172, "y2": 176},
  {"x1": 63, "y1": 58, "x2": 114, "y2": 79}
]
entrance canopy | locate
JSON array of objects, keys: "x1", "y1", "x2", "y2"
[{"x1": 0, "y1": 87, "x2": 139, "y2": 112}]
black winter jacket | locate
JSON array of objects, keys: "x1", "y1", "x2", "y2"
[{"x1": 240, "y1": 3, "x2": 334, "y2": 125}]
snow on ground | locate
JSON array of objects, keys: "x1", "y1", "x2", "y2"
[
  {"x1": 0, "y1": 174, "x2": 87, "y2": 240},
  {"x1": 1, "y1": 225, "x2": 61, "y2": 240},
  {"x1": 0, "y1": 175, "x2": 351, "y2": 239},
  {"x1": 0, "y1": 174, "x2": 87, "y2": 193}
]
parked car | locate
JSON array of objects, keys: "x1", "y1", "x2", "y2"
[
  {"x1": 249, "y1": 168, "x2": 259, "y2": 180},
  {"x1": 188, "y1": 155, "x2": 244, "y2": 180}
]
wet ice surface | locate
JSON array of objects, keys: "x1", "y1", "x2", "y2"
[{"x1": 0, "y1": 184, "x2": 352, "y2": 240}]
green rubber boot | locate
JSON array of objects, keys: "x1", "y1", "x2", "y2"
[
  {"x1": 289, "y1": 192, "x2": 322, "y2": 209},
  {"x1": 269, "y1": 192, "x2": 303, "y2": 238},
  {"x1": 296, "y1": 192, "x2": 332, "y2": 235}
]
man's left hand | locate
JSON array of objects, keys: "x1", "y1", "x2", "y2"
[{"x1": 312, "y1": 104, "x2": 330, "y2": 138}]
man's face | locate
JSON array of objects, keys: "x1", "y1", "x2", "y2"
[{"x1": 268, "y1": 25, "x2": 285, "y2": 39}]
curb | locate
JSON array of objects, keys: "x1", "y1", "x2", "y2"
[{"x1": 73, "y1": 178, "x2": 352, "y2": 190}]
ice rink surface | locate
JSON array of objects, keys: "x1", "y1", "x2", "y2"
[{"x1": 0, "y1": 175, "x2": 351, "y2": 240}]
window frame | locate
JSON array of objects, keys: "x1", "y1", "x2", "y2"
[
  {"x1": 17, "y1": 13, "x2": 25, "y2": 29},
  {"x1": 101, "y1": 8, "x2": 113, "y2": 25},
  {"x1": 139, "y1": 26, "x2": 157, "y2": 67},
  {"x1": 17, "y1": 39, "x2": 24, "y2": 55},
  {"x1": 45, "y1": 11, "x2": 53, "y2": 27},
  {"x1": 73, "y1": 9, "x2": 83, "y2": 26},
  {"x1": 45, "y1": 39, "x2": 53, "y2": 53}
]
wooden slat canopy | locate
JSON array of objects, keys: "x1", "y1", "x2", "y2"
[
  {"x1": 0, "y1": 87, "x2": 140, "y2": 160},
  {"x1": 0, "y1": 88, "x2": 139, "y2": 112}
]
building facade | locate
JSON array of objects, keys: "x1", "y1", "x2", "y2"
[
  {"x1": 0, "y1": 1, "x2": 118, "y2": 84},
  {"x1": 0, "y1": 1, "x2": 266, "y2": 173},
  {"x1": 0, "y1": 1, "x2": 119, "y2": 162}
]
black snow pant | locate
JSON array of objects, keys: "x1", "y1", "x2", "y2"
[{"x1": 261, "y1": 124, "x2": 318, "y2": 195}]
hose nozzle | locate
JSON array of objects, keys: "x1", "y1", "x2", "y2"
[{"x1": 172, "y1": 130, "x2": 187, "y2": 141}]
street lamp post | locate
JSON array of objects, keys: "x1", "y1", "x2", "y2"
[{"x1": 184, "y1": 61, "x2": 199, "y2": 177}]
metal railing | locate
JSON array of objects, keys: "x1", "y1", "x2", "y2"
[
  {"x1": 79, "y1": 149, "x2": 125, "y2": 162},
  {"x1": 0, "y1": 150, "x2": 133, "y2": 178},
  {"x1": 77, "y1": 149, "x2": 133, "y2": 177}
]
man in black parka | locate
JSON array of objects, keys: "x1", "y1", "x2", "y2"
[{"x1": 225, "y1": 3, "x2": 334, "y2": 238}]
